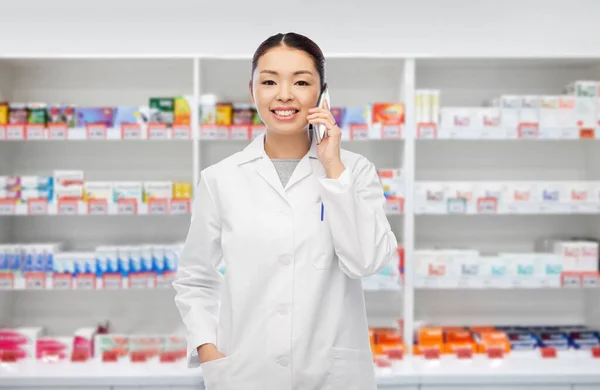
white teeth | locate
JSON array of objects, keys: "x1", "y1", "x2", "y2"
[{"x1": 274, "y1": 110, "x2": 296, "y2": 117}]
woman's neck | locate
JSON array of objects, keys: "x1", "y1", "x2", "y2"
[{"x1": 264, "y1": 130, "x2": 311, "y2": 159}]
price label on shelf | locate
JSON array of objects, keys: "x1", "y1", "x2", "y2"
[
  {"x1": 417, "y1": 123, "x2": 437, "y2": 139},
  {"x1": 58, "y1": 200, "x2": 78, "y2": 215},
  {"x1": 49, "y1": 124, "x2": 68, "y2": 140},
  {"x1": 540, "y1": 347, "x2": 557, "y2": 359},
  {"x1": 160, "y1": 351, "x2": 178, "y2": 363},
  {"x1": 129, "y1": 273, "x2": 152, "y2": 289},
  {"x1": 148, "y1": 199, "x2": 169, "y2": 215},
  {"x1": 25, "y1": 272, "x2": 46, "y2": 290},
  {"x1": 121, "y1": 124, "x2": 142, "y2": 140},
  {"x1": 447, "y1": 198, "x2": 467, "y2": 214},
  {"x1": 518, "y1": 123, "x2": 539, "y2": 139},
  {"x1": 147, "y1": 123, "x2": 168, "y2": 140},
  {"x1": 0, "y1": 200, "x2": 16, "y2": 215},
  {"x1": 117, "y1": 199, "x2": 137, "y2": 215},
  {"x1": 103, "y1": 274, "x2": 122, "y2": 290},
  {"x1": 592, "y1": 346, "x2": 600, "y2": 358},
  {"x1": 580, "y1": 128, "x2": 595, "y2": 139},
  {"x1": 381, "y1": 125, "x2": 402, "y2": 139},
  {"x1": 385, "y1": 198, "x2": 403, "y2": 214},
  {"x1": 157, "y1": 271, "x2": 176, "y2": 289},
  {"x1": 172, "y1": 125, "x2": 191, "y2": 140},
  {"x1": 350, "y1": 125, "x2": 369, "y2": 141},
  {"x1": 6, "y1": 125, "x2": 25, "y2": 140},
  {"x1": 477, "y1": 197, "x2": 497, "y2": 214},
  {"x1": 86, "y1": 124, "x2": 107, "y2": 140},
  {"x1": 230, "y1": 125, "x2": 250, "y2": 140},
  {"x1": 75, "y1": 274, "x2": 96, "y2": 290},
  {"x1": 71, "y1": 349, "x2": 90, "y2": 362},
  {"x1": 130, "y1": 351, "x2": 147, "y2": 363},
  {"x1": 200, "y1": 125, "x2": 218, "y2": 139},
  {"x1": 455, "y1": 347, "x2": 473, "y2": 359},
  {"x1": 486, "y1": 347, "x2": 504, "y2": 359},
  {"x1": 26, "y1": 125, "x2": 45, "y2": 140},
  {"x1": 0, "y1": 273, "x2": 14, "y2": 290},
  {"x1": 170, "y1": 199, "x2": 190, "y2": 215},
  {"x1": 87, "y1": 199, "x2": 108, "y2": 215},
  {"x1": 27, "y1": 199, "x2": 48, "y2": 215},
  {"x1": 423, "y1": 348, "x2": 440, "y2": 360},
  {"x1": 582, "y1": 273, "x2": 600, "y2": 288},
  {"x1": 217, "y1": 126, "x2": 230, "y2": 140},
  {"x1": 561, "y1": 272, "x2": 582, "y2": 288},
  {"x1": 52, "y1": 274, "x2": 72, "y2": 290},
  {"x1": 1, "y1": 350, "x2": 18, "y2": 363},
  {"x1": 250, "y1": 125, "x2": 266, "y2": 139},
  {"x1": 102, "y1": 351, "x2": 118, "y2": 363}
]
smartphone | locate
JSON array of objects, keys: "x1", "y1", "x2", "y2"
[{"x1": 314, "y1": 85, "x2": 330, "y2": 144}]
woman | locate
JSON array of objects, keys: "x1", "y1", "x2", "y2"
[{"x1": 173, "y1": 32, "x2": 398, "y2": 390}]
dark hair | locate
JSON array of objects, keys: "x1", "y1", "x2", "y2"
[{"x1": 251, "y1": 32, "x2": 326, "y2": 92}]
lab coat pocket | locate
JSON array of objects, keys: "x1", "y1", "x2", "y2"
[
  {"x1": 331, "y1": 347, "x2": 377, "y2": 390},
  {"x1": 311, "y1": 201, "x2": 334, "y2": 270},
  {"x1": 201, "y1": 356, "x2": 231, "y2": 390}
]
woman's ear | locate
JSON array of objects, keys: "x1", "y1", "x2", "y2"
[{"x1": 248, "y1": 80, "x2": 255, "y2": 105}]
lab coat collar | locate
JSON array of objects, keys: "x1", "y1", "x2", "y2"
[
  {"x1": 238, "y1": 132, "x2": 318, "y2": 164},
  {"x1": 238, "y1": 131, "x2": 320, "y2": 200}
]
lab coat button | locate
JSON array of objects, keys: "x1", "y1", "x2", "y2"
[
  {"x1": 278, "y1": 357, "x2": 289, "y2": 367},
  {"x1": 280, "y1": 255, "x2": 292, "y2": 265}
]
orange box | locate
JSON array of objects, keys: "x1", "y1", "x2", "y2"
[
  {"x1": 445, "y1": 328, "x2": 474, "y2": 344},
  {"x1": 415, "y1": 327, "x2": 443, "y2": 355},
  {"x1": 476, "y1": 331, "x2": 511, "y2": 354},
  {"x1": 372, "y1": 103, "x2": 405, "y2": 126}
]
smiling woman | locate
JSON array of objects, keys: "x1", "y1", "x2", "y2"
[{"x1": 173, "y1": 32, "x2": 397, "y2": 390}]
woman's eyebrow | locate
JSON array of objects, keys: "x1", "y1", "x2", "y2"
[{"x1": 260, "y1": 70, "x2": 314, "y2": 76}]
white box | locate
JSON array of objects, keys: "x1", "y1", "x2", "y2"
[
  {"x1": 474, "y1": 182, "x2": 508, "y2": 212},
  {"x1": 113, "y1": 181, "x2": 143, "y2": 203},
  {"x1": 565, "y1": 81, "x2": 598, "y2": 97},
  {"x1": 53, "y1": 170, "x2": 84, "y2": 186},
  {"x1": 579, "y1": 241, "x2": 598, "y2": 272},
  {"x1": 446, "y1": 182, "x2": 475, "y2": 213},
  {"x1": 558, "y1": 96, "x2": 577, "y2": 129},
  {"x1": 520, "y1": 96, "x2": 540, "y2": 124},
  {"x1": 85, "y1": 181, "x2": 113, "y2": 201},
  {"x1": 567, "y1": 181, "x2": 590, "y2": 204},
  {"x1": 54, "y1": 184, "x2": 84, "y2": 200},
  {"x1": 554, "y1": 241, "x2": 579, "y2": 272},
  {"x1": 476, "y1": 108, "x2": 502, "y2": 138},
  {"x1": 143, "y1": 181, "x2": 173, "y2": 202},
  {"x1": 576, "y1": 97, "x2": 596, "y2": 129},
  {"x1": 536, "y1": 253, "x2": 563, "y2": 287},
  {"x1": 415, "y1": 182, "x2": 448, "y2": 214},
  {"x1": 540, "y1": 96, "x2": 560, "y2": 129},
  {"x1": 505, "y1": 182, "x2": 536, "y2": 213},
  {"x1": 537, "y1": 182, "x2": 567, "y2": 212}
]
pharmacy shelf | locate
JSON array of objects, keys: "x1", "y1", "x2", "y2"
[
  {"x1": 0, "y1": 199, "x2": 191, "y2": 216},
  {"x1": 414, "y1": 272, "x2": 600, "y2": 289},
  {"x1": 1, "y1": 353, "x2": 600, "y2": 389},
  {"x1": 0, "y1": 272, "x2": 401, "y2": 292},
  {"x1": 0, "y1": 124, "x2": 194, "y2": 141},
  {"x1": 416, "y1": 124, "x2": 599, "y2": 140},
  {"x1": 0, "y1": 199, "x2": 400, "y2": 216},
  {"x1": 0, "y1": 124, "x2": 406, "y2": 142}
]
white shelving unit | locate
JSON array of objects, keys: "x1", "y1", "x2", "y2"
[{"x1": 1, "y1": 55, "x2": 600, "y2": 389}]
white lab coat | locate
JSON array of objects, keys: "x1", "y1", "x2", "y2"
[{"x1": 173, "y1": 133, "x2": 398, "y2": 390}]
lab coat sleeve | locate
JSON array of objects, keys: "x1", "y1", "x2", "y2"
[
  {"x1": 318, "y1": 157, "x2": 398, "y2": 279},
  {"x1": 172, "y1": 172, "x2": 223, "y2": 368}
]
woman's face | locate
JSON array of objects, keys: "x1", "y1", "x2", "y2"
[{"x1": 250, "y1": 46, "x2": 321, "y2": 135}]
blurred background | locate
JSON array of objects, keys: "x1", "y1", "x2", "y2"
[{"x1": 1, "y1": 0, "x2": 600, "y2": 389}]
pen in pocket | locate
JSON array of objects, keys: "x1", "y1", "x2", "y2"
[{"x1": 320, "y1": 202, "x2": 324, "y2": 221}]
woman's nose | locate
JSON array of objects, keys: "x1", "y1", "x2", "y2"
[{"x1": 277, "y1": 84, "x2": 293, "y2": 101}]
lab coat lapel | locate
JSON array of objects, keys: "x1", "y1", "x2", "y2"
[
  {"x1": 240, "y1": 134, "x2": 288, "y2": 202},
  {"x1": 285, "y1": 133, "x2": 320, "y2": 190}
]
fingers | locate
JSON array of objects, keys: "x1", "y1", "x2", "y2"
[{"x1": 308, "y1": 117, "x2": 341, "y2": 133}]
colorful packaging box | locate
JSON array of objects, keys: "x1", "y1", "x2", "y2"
[
  {"x1": 149, "y1": 98, "x2": 175, "y2": 126},
  {"x1": 76, "y1": 107, "x2": 115, "y2": 127},
  {"x1": 372, "y1": 103, "x2": 405, "y2": 126}
]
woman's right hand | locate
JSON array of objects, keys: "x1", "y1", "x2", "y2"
[{"x1": 198, "y1": 343, "x2": 226, "y2": 364}]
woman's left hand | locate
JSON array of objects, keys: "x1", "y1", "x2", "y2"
[{"x1": 307, "y1": 100, "x2": 345, "y2": 179}]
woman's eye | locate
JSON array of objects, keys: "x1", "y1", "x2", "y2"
[
  {"x1": 296, "y1": 81, "x2": 309, "y2": 86},
  {"x1": 262, "y1": 80, "x2": 276, "y2": 85}
]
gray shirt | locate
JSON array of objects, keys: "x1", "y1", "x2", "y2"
[{"x1": 272, "y1": 159, "x2": 301, "y2": 188}]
